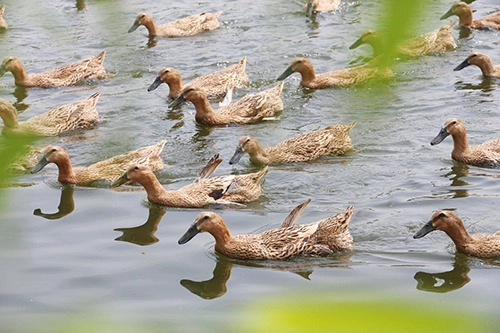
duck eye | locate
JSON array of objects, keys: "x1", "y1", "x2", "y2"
[
  {"x1": 203, "y1": 215, "x2": 210, "y2": 220},
  {"x1": 437, "y1": 212, "x2": 447, "y2": 219},
  {"x1": 134, "y1": 166, "x2": 139, "y2": 171},
  {"x1": 50, "y1": 148, "x2": 57, "y2": 152}
]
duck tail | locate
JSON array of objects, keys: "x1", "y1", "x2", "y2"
[{"x1": 196, "y1": 153, "x2": 222, "y2": 181}]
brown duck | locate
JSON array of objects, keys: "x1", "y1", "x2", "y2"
[
  {"x1": 454, "y1": 52, "x2": 500, "y2": 78},
  {"x1": 441, "y1": 2, "x2": 500, "y2": 30}
]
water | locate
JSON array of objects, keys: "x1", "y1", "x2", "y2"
[{"x1": 1, "y1": 0, "x2": 500, "y2": 331}]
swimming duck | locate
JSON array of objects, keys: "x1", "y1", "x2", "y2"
[
  {"x1": 441, "y1": 2, "x2": 500, "y2": 30},
  {"x1": 229, "y1": 123, "x2": 355, "y2": 167},
  {"x1": 31, "y1": 140, "x2": 166, "y2": 186},
  {"x1": 112, "y1": 154, "x2": 267, "y2": 208},
  {"x1": 454, "y1": 52, "x2": 500, "y2": 78},
  {"x1": 414, "y1": 210, "x2": 500, "y2": 258},
  {"x1": 350, "y1": 23, "x2": 456, "y2": 57},
  {"x1": 277, "y1": 57, "x2": 393, "y2": 89},
  {"x1": 305, "y1": 0, "x2": 341, "y2": 17},
  {"x1": 147, "y1": 57, "x2": 248, "y2": 100},
  {"x1": 128, "y1": 12, "x2": 221, "y2": 38},
  {"x1": 178, "y1": 200, "x2": 354, "y2": 260},
  {"x1": 0, "y1": 51, "x2": 108, "y2": 87},
  {"x1": 431, "y1": 118, "x2": 500, "y2": 168},
  {"x1": 0, "y1": 93, "x2": 100, "y2": 136},
  {"x1": 169, "y1": 82, "x2": 284, "y2": 126},
  {"x1": 0, "y1": 4, "x2": 7, "y2": 30}
]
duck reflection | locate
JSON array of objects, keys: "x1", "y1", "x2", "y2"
[
  {"x1": 454, "y1": 77, "x2": 495, "y2": 93},
  {"x1": 33, "y1": 185, "x2": 75, "y2": 220},
  {"x1": 180, "y1": 253, "x2": 351, "y2": 300},
  {"x1": 114, "y1": 205, "x2": 166, "y2": 246},
  {"x1": 414, "y1": 253, "x2": 471, "y2": 293},
  {"x1": 13, "y1": 86, "x2": 29, "y2": 108},
  {"x1": 443, "y1": 163, "x2": 470, "y2": 198},
  {"x1": 75, "y1": 0, "x2": 85, "y2": 11}
]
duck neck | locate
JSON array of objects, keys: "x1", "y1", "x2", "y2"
[
  {"x1": 143, "y1": 19, "x2": 158, "y2": 36},
  {"x1": 167, "y1": 79, "x2": 183, "y2": 99},
  {"x1": 0, "y1": 104, "x2": 19, "y2": 129},
  {"x1": 443, "y1": 223, "x2": 473, "y2": 254},
  {"x1": 450, "y1": 128, "x2": 470, "y2": 160},
  {"x1": 10, "y1": 61, "x2": 28, "y2": 86},
  {"x1": 191, "y1": 97, "x2": 215, "y2": 121},
  {"x1": 299, "y1": 62, "x2": 317, "y2": 86},
  {"x1": 249, "y1": 143, "x2": 271, "y2": 166},
  {"x1": 138, "y1": 172, "x2": 169, "y2": 203},
  {"x1": 476, "y1": 59, "x2": 495, "y2": 77},
  {"x1": 212, "y1": 225, "x2": 232, "y2": 255},
  {"x1": 55, "y1": 157, "x2": 77, "y2": 184},
  {"x1": 458, "y1": 9, "x2": 473, "y2": 28}
]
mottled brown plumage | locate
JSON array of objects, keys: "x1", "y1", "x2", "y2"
[
  {"x1": 0, "y1": 93, "x2": 100, "y2": 136},
  {"x1": 31, "y1": 140, "x2": 166, "y2": 186},
  {"x1": 0, "y1": 51, "x2": 108, "y2": 87},
  {"x1": 305, "y1": 0, "x2": 341, "y2": 16},
  {"x1": 350, "y1": 23, "x2": 456, "y2": 57},
  {"x1": 414, "y1": 210, "x2": 500, "y2": 258},
  {"x1": 229, "y1": 123, "x2": 355, "y2": 167},
  {"x1": 112, "y1": 154, "x2": 267, "y2": 208},
  {"x1": 441, "y1": 2, "x2": 500, "y2": 30},
  {"x1": 178, "y1": 201, "x2": 354, "y2": 260},
  {"x1": 169, "y1": 83, "x2": 284, "y2": 126},
  {"x1": 128, "y1": 12, "x2": 221, "y2": 37},
  {"x1": 0, "y1": 4, "x2": 8, "y2": 30},
  {"x1": 454, "y1": 52, "x2": 500, "y2": 78},
  {"x1": 277, "y1": 57, "x2": 393, "y2": 89},
  {"x1": 431, "y1": 118, "x2": 500, "y2": 168},
  {"x1": 147, "y1": 57, "x2": 248, "y2": 100}
]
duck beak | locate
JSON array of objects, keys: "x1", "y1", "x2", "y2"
[
  {"x1": 147, "y1": 76, "x2": 163, "y2": 92},
  {"x1": 349, "y1": 37, "x2": 364, "y2": 50},
  {"x1": 169, "y1": 94, "x2": 186, "y2": 108},
  {"x1": 430, "y1": 127, "x2": 449, "y2": 146},
  {"x1": 306, "y1": 2, "x2": 314, "y2": 17},
  {"x1": 128, "y1": 20, "x2": 140, "y2": 33},
  {"x1": 277, "y1": 66, "x2": 294, "y2": 81},
  {"x1": 229, "y1": 146, "x2": 245, "y2": 165},
  {"x1": 111, "y1": 172, "x2": 130, "y2": 188},
  {"x1": 0, "y1": 64, "x2": 6, "y2": 77},
  {"x1": 454, "y1": 58, "x2": 470, "y2": 71},
  {"x1": 413, "y1": 220, "x2": 436, "y2": 239},
  {"x1": 178, "y1": 223, "x2": 201, "y2": 244},
  {"x1": 31, "y1": 156, "x2": 49, "y2": 174},
  {"x1": 440, "y1": 9, "x2": 453, "y2": 20}
]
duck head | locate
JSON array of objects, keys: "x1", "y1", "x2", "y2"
[
  {"x1": 413, "y1": 210, "x2": 461, "y2": 239},
  {"x1": 454, "y1": 52, "x2": 491, "y2": 71},
  {"x1": 112, "y1": 164, "x2": 150, "y2": 188},
  {"x1": 229, "y1": 136, "x2": 257, "y2": 165},
  {"x1": 277, "y1": 58, "x2": 313, "y2": 81},
  {"x1": 31, "y1": 146, "x2": 68, "y2": 173},
  {"x1": 148, "y1": 67, "x2": 181, "y2": 92},
  {"x1": 178, "y1": 211, "x2": 227, "y2": 244},
  {"x1": 430, "y1": 118, "x2": 464, "y2": 146},
  {"x1": 441, "y1": 2, "x2": 469, "y2": 20},
  {"x1": 168, "y1": 87, "x2": 206, "y2": 108},
  {"x1": 128, "y1": 13, "x2": 153, "y2": 33}
]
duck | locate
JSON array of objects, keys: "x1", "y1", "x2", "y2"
[
  {"x1": 147, "y1": 57, "x2": 248, "y2": 100},
  {"x1": 277, "y1": 57, "x2": 393, "y2": 89},
  {"x1": 229, "y1": 122, "x2": 355, "y2": 167},
  {"x1": 413, "y1": 210, "x2": 500, "y2": 258},
  {"x1": 0, "y1": 4, "x2": 7, "y2": 30},
  {"x1": 441, "y1": 2, "x2": 500, "y2": 30},
  {"x1": 305, "y1": 0, "x2": 341, "y2": 17},
  {"x1": 430, "y1": 118, "x2": 500, "y2": 168},
  {"x1": 112, "y1": 154, "x2": 267, "y2": 208},
  {"x1": 349, "y1": 23, "x2": 456, "y2": 58},
  {"x1": 0, "y1": 93, "x2": 100, "y2": 136},
  {"x1": 178, "y1": 199, "x2": 354, "y2": 260},
  {"x1": 128, "y1": 12, "x2": 221, "y2": 38},
  {"x1": 168, "y1": 82, "x2": 284, "y2": 126},
  {"x1": 31, "y1": 140, "x2": 166, "y2": 186},
  {"x1": 0, "y1": 51, "x2": 108, "y2": 87},
  {"x1": 454, "y1": 52, "x2": 500, "y2": 78}
]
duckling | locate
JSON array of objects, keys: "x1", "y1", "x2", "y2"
[
  {"x1": 454, "y1": 52, "x2": 500, "y2": 78},
  {"x1": 0, "y1": 51, "x2": 108, "y2": 87},
  {"x1": 147, "y1": 57, "x2": 248, "y2": 100},
  {"x1": 0, "y1": 93, "x2": 100, "y2": 136},
  {"x1": 0, "y1": 4, "x2": 8, "y2": 30},
  {"x1": 169, "y1": 83, "x2": 284, "y2": 126},
  {"x1": 414, "y1": 210, "x2": 500, "y2": 258},
  {"x1": 128, "y1": 12, "x2": 221, "y2": 38},
  {"x1": 431, "y1": 118, "x2": 500, "y2": 168},
  {"x1": 229, "y1": 123, "x2": 355, "y2": 167},
  {"x1": 305, "y1": 0, "x2": 341, "y2": 17},
  {"x1": 277, "y1": 57, "x2": 393, "y2": 89},
  {"x1": 441, "y1": 2, "x2": 500, "y2": 30},
  {"x1": 31, "y1": 140, "x2": 166, "y2": 186},
  {"x1": 178, "y1": 200, "x2": 354, "y2": 260},
  {"x1": 112, "y1": 154, "x2": 267, "y2": 208},
  {"x1": 350, "y1": 23, "x2": 456, "y2": 58}
]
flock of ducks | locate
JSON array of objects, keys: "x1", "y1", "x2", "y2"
[{"x1": 1, "y1": 1, "x2": 500, "y2": 260}]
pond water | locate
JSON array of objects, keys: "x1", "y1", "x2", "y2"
[{"x1": 1, "y1": 0, "x2": 500, "y2": 332}]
